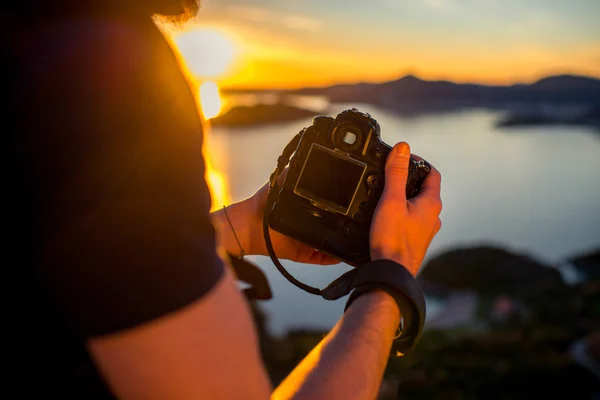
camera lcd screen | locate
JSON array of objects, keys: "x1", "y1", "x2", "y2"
[{"x1": 295, "y1": 145, "x2": 366, "y2": 213}]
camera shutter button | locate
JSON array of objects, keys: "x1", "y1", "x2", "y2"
[{"x1": 366, "y1": 174, "x2": 381, "y2": 190}]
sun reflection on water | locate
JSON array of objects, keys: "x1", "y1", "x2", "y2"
[
  {"x1": 199, "y1": 81, "x2": 222, "y2": 120},
  {"x1": 204, "y1": 156, "x2": 231, "y2": 211},
  {"x1": 198, "y1": 85, "x2": 230, "y2": 210}
]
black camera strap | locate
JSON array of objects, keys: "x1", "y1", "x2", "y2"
[
  {"x1": 264, "y1": 133, "x2": 426, "y2": 355},
  {"x1": 263, "y1": 133, "x2": 324, "y2": 296}
]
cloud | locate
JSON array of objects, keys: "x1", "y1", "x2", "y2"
[
  {"x1": 225, "y1": 4, "x2": 323, "y2": 32},
  {"x1": 380, "y1": 0, "x2": 454, "y2": 11},
  {"x1": 282, "y1": 15, "x2": 324, "y2": 32},
  {"x1": 225, "y1": 5, "x2": 269, "y2": 23},
  {"x1": 422, "y1": 0, "x2": 453, "y2": 9}
]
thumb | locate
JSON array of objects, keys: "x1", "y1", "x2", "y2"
[{"x1": 382, "y1": 142, "x2": 411, "y2": 202}]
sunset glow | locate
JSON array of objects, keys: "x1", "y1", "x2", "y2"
[{"x1": 167, "y1": 0, "x2": 600, "y2": 89}]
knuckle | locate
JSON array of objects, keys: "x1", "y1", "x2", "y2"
[
  {"x1": 425, "y1": 197, "x2": 443, "y2": 214},
  {"x1": 429, "y1": 168, "x2": 442, "y2": 185},
  {"x1": 435, "y1": 199, "x2": 443, "y2": 213}
]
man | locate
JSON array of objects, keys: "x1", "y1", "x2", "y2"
[{"x1": 7, "y1": 0, "x2": 442, "y2": 398}]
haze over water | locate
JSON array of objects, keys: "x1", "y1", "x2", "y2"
[{"x1": 206, "y1": 101, "x2": 600, "y2": 335}]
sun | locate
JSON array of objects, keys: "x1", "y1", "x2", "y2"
[{"x1": 173, "y1": 27, "x2": 238, "y2": 78}]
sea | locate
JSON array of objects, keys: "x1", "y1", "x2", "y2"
[{"x1": 205, "y1": 95, "x2": 600, "y2": 336}]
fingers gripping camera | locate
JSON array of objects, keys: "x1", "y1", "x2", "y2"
[{"x1": 268, "y1": 108, "x2": 431, "y2": 266}]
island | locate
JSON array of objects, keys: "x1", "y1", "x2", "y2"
[
  {"x1": 496, "y1": 105, "x2": 600, "y2": 130},
  {"x1": 210, "y1": 103, "x2": 318, "y2": 127}
]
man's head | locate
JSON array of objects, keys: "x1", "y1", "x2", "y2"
[
  {"x1": 8, "y1": 0, "x2": 200, "y2": 22},
  {"x1": 149, "y1": 0, "x2": 200, "y2": 22}
]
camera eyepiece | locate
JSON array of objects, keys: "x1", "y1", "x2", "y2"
[{"x1": 333, "y1": 123, "x2": 364, "y2": 152}]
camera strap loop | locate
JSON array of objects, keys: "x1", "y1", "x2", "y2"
[{"x1": 264, "y1": 192, "x2": 324, "y2": 296}]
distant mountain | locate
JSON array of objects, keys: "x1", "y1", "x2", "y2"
[
  {"x1": 529, "y1": 75, "x2": 600, "y2": 91},
  {"x1": 288, "y1": 74, "x2": 600, "y2": 114},
  {"x1": 218, "y1": 75, "x2": 600, "y2": 127}
]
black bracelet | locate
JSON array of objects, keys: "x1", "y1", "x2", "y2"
[
  {"x1": 321, "y1": 259, "x2": 426, "y2": 356},
  {"x1": 346, "y1": 282, "x2": 419, "y2": 357},
  {"x1": 222, "y1": 205, "x2": 245, "y2": 259}
]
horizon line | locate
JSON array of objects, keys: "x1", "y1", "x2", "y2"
[{"x1": 219, "y1": 72, "x2": 600, "y2": 93}]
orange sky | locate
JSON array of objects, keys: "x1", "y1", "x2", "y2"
[{"x1": 169, "y1": 0, "x2": 600, "y2": 90}]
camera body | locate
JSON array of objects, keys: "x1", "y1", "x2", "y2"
[{"x1": 268, "y1": 108, "x2": 430, "y2": 267}]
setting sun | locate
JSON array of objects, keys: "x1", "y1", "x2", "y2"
[{"x1": 174, "y1": 27, "x2": 238, "y2": 78}]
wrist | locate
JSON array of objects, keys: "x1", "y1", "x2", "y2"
[
  {"x1": 338, "y1": 259, "x2": 427, "y2": 355},
  {"x1": 211, "y1": 201, "x2": 254, "y2": 258},
  {"x1": 370, "y1": 251, "x2": 418, "y2": 277},
  {"x1": 347, "y1": 289, "x2": 401, "y2": 338}
]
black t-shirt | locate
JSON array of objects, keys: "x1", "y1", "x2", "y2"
[{"x1": 7, "y1": 13, "x2": 224, "y2": 398}]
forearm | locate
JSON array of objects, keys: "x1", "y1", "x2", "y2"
[{"x1": 273, "y1": 290, "x2": 400, "y2": 400}]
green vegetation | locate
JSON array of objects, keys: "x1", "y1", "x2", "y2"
[{"x1": 250, "y1": 246, "x2": 600, "y2": 399}]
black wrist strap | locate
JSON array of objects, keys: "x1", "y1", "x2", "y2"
[
  {"x1": 321, "y1": 259, "x2": 426, "y2": 356},
  {"x1": 227, "y1": 253, "x2": 272, "y2": 300}
]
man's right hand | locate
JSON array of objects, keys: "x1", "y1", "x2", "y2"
[
  {"x1": 274, "y1": 147, "x2": 439, "y2": 399},
  {"x1": 370, "y1": 141, "x2": 442, "y2": 276}
]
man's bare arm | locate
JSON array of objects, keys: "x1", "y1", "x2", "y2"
[
  {"x1": 273, "y1": 290, "x2": 400, "y2": 400},
  {"x1": 88, "y1": 268, "x2": 272, "y2": 400},
  {"x1": 89, "y1": 272, "x2": 399, "y2": 400}
]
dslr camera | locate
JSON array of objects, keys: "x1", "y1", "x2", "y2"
[{"x1": 268, "y1": 108, "x2": 431, "y2": 267}]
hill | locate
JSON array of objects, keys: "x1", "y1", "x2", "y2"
[
  {"x1": 289, "y1": 74, "x2": 600, "y2": 114},
  {"x1": 418, "y1": 246, "x2": 565, "y2": 298}
]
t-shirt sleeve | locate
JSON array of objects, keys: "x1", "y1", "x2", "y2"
[{"x1": 24, "y1": 19, "x2": 224, "y2": 337}]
